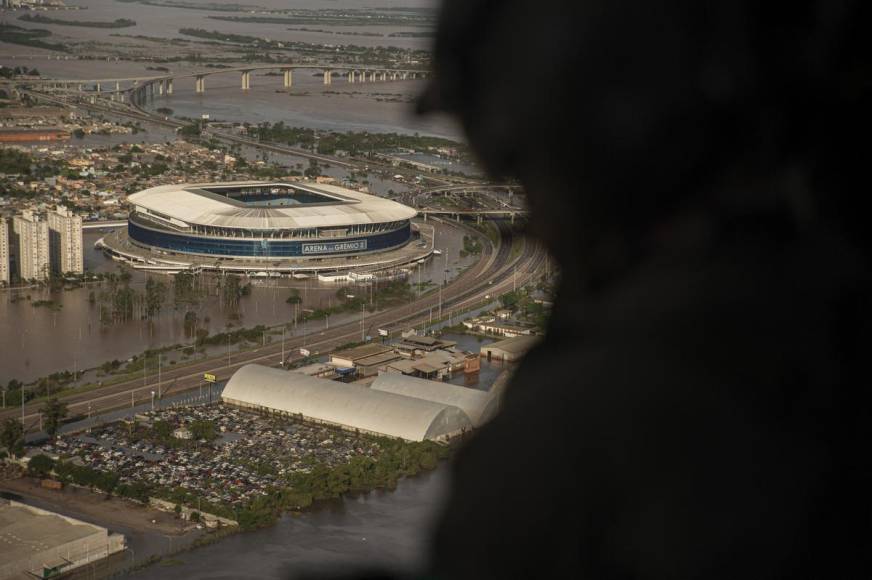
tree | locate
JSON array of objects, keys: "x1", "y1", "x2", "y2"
[
  {"x1": 174, "y1": 271, "x2": 196, "y2": 302},
  {"x1": 28, "y1": 453, "x2": 55, "y2": 477},
  {"x1": 190, "y1": 420, "x2": 217, "y2": 442},
  {"x1": 286, "y1": 289, "x2": 301, "y2": 305},
  {"x1": 0, "y1": 418, "x2": 24, "y2": 456},
  {"x1": 145, "y1": 277, "x2": 168, "y2": 318},
  {"x1": 183, "y1": 310, "x2": 199, "y2": 338},
  {"x1": 222, "y1": 274, "x2": 243, "y2": 314},
  {"x1": 41, "y1": 397, "x2": 68, "y2": 438}
]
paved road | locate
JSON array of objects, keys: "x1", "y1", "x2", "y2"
[{"x1": 2, "y1": 224, "x2": 546, "y2": 431}]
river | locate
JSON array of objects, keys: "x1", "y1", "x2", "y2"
[{"x1": 132, "y1": 465, "x2": 450, "y2": 579}]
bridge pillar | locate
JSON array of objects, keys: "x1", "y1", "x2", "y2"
[
  {"x1": 423, "y1": 213, "x2": 428, "y2": 221},
  {"x1": 370, "y1": 71, "x2": 377, "y2": 82},
  {"x1": 115, "y1": 81, "x2": 120, "y2": 92},
  {"x1": 77, "y1": 83, "x2": 83, "y2": 91},
  {"x1": 95, "y1": 82, "x2": 101, "y2": 92},
  {"x1": 381, "y1": 71, "x2": 387, "y2": 81},
  {"x1": 477, "y1": 214, "x2": 482, "y2": 225},
  {"x1": 90, "y1": 95, "x2": 96, "y2": 104},
  {"x1": 323, "y1": 70, "x2": 332, "y2": 85},
  {"x1": 167, "y1": 78, "x2": 173, "y2": 95},
  {"x1": 282, "y1": 68, "x2": 292, "y2": 88},
  {"x1": 241, "y1": 71, "x2": 251, "y2": 91},
  {"x1": 358, "y1": 71, "x2": 366, "y2": 83},
  {"x1": 158, "y1": 80, "x2": 164, "y2": 95},
  {"x1": 347, "y1": 71, "x2": 354, "y2": 83},
  {"x1": 195, "y1": 75, "x2": 205, "y2": 94},
  {"x1": 511, "y1": 212, "x2": 516, "y2": 224}
]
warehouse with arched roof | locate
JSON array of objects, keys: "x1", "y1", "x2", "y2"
[
  {"x1": 371, "y1": 373, "x2": 499, "y2": 428},
  {"x1": 221, "y1": 364, "x2": 472, "y2": 442}
]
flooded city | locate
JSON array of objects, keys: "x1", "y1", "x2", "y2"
[{"x1": 0, "y1": 0, "x2": 550, "y2": 577}]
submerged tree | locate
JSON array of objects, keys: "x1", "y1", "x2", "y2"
[{"x1": 41, "y1": 397, "x2": 68, "y2": 438}]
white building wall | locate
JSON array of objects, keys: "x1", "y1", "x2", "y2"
[
  {"x1": 48, "y1": 206, "x2": 84, "y2": 275},
  {"x1": 0, "y1": 218, "x2": 9, "y2": 285},
  {"x1": 13, "y1": 211, "x2": 50, "y2": 281}
]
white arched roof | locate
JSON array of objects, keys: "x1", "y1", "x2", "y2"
[
  {"x1": 128, "y1": 181, "x2": 417, "y2": 230},
  {"x1": 371, "y1": 373, "x2": 499, "y2": 428},
  {"x1": 222, "y1": 364, "x2": 472, "y2": 442}
]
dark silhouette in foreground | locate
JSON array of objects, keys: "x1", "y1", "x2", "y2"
[{"x1": 414, "y1": 1, "x2": 872, "y2": 578}]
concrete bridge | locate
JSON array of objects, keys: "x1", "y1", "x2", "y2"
[
  {"x1": 11, "y1": 63, "x2": 429, "y2": 105},
  {"x1": 418, "y1": 209, "x2": 528, "y2": 225}
]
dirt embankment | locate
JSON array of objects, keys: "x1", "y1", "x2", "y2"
[{"x1": 0, "y1": 475, "x2": 192, "y2": 536}]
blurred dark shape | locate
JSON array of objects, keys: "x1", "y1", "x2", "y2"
[{"x1": 415, "y1": 0, "x2": 872, "y2": 578}]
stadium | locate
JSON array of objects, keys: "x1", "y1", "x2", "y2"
[{"x1": 100, "y1": 181, "x2": 429, "y2": 273}]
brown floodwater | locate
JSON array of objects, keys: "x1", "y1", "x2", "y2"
[{"x1": 0, "y1": 220, "x2": 474, "y2": 385}]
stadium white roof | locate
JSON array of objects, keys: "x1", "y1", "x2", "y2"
[
  {"x1": 222, "y1": 365, "x2": 473, "y2": 441},
  {"x1": 371, "y1": 373, "x2": 499, "y2": 428},
  {"x1": 128, "y1": 181, "x2": 417, "y2": 230}
]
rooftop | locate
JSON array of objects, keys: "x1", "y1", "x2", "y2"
[
  {"x1": 0, "y1": 501, "x2": 110, "y2": 571},
  {"x1": 128, "y1": 181, "x2": 418, "y2": 230},
  {"x1": 484, "y1": 334, "x2": 541, "y2": 354},
  {"x1": 331, "y1": 343, "x2": 394, "y2": 363}
]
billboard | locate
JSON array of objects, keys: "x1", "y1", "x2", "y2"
[{"x1": 301, "y1": 239, "x2": 367, "y2": 255}]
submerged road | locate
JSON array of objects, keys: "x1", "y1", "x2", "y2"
[{"x1": 2, "y1": 224, "x2": 545, "y2": 431}]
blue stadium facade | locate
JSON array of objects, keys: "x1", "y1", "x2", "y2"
[
  {"x1": 128, "y1": 217, "x2": 413, "y2": 259},
  {"x1": 124, "y1": 182, "x2": 419, "y2": 262}
]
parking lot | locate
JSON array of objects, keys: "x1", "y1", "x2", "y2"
[{"x1": 39, "y1": 405, "x2": 385, "y2": 509}]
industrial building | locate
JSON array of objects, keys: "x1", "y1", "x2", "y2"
[
  {"x1": 123, "y1": 181, "x2": 418, "y2": 263},
  {"x1": 0, "y1": 500, "x2": 126, "y2": 579},
  {"x1": 481, "y1": 334, "x2": 541, "y2": 362},
  {"x1": 371, "y1": 373, "x2": 499, "y2": 428},
  {"x1": 329, "y1": 343, "x2": 403, "y2": 377},
  {"x1": 393, "y1": 334, "x2": 458, "y2": 356},
  {"x1": 383, "y1": 349, "x2": 469, "y2": 380},
  {"x1": 12, "y1": 210, "x2": 50, "y2": 281},
  {"x1": 47, "y1": 206, "x2": 84, "y2": 275},
  {"x1": 0, "y1": 218, "x2": 9, "y2": 285},
  {"x1": 222, "y1": 364, "x2": 473, "y2": 442}
]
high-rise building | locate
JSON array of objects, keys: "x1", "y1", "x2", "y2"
[
  {"x1": 13, "y1": 211, "x2": 50, "y2": 281},
  {"x1": 0, "y1": 218, "x2": 9, "y2": 285},
  {"x1": 48, "y1": 206, "x2": 84, "y2": 275}
]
